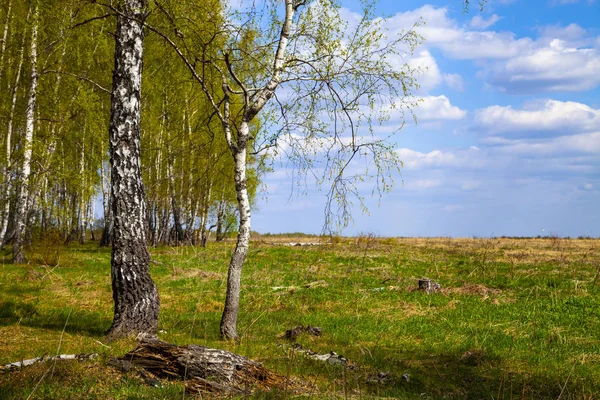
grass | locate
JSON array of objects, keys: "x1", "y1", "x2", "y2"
[{"x1": 0, "y1": 235, "x2": 599, "y2": 399}]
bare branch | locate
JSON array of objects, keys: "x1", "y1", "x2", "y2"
[
  {"x1": 43, "y1": 70, "x2": 110, "y2": 94},
  {"x1": 70, "y1": 13, "x2": 113, "y2": 29}
]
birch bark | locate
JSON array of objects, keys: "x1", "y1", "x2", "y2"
[
  {"x1": 100, "y1": 161, "x2": 113, "y2": 247},
  {"x1": 13, "y1": 1, "x2": 38, "y2": 263},
  {"x1": 219, "y1": 121, "x2": 252, "y2": 340},
  {"x1": 106, "y1": 0, "x2": 159, "y2": 340},
  {"x1": 0, "y1": 0, "x2": 12, "y2": 85},
  {"x1": 219, "y1": 0, "x2": 296, "y2": 339},
  {"x1": 0, "y1": 5, "x2": 24, "y2": 249}
]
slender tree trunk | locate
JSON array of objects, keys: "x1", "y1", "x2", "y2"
[
  {"x1": 34, "y1": 8, "x2": 72, "y2": 241},
  {"x1": 88, "y1": 199, "x2": 95, "y2": 241},
  {"x1": 200, "y1": 179, "x2": 212, "y2": 247},
  {"x1": 79, "y1": 127, "x2": 87, "y2": 244},
  {"x1": 106, "y1": 0, "x2": 159, "y2": 341},
  {"x1": 220, "y1": 121, "x2": 252, "y2": 340},
  {"x1": 167, "y1": 156, "x2": 182, "y2": 245},
  {"x1": 215, "y1": 190, "x2": 226, "y2": 242},
  {"x1": 189, "y1": 197, "x2": 199, "y2": 245},
  {"x1": 0, "y1": 7, "x2": 24, "y2": 249},
  {"x1": 13, "y1": 1, "x2": 38, "y2": 263},
  {"x1": 0, "y1": 0, "x2": 12, "y2": 86},
  {"x1": 100, "y1": 161, "x2": 112, "y2": 246}
]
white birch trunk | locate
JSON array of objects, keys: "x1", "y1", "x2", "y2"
[
  {"x1": 219, "y1": 0, "x2": 297, "y2": 339},
  {"x1": 79, "y1": 130, "x2": 86, "y2": 244},
  {"x1": 13, "y1": 1, "x2": 38, "y2": 263},
  {"x1": 106, "y1": 0, "x2": 159, "y2": 340},
  {"x1": 100, "y1": 161, "x2": 113, "y2": 246},
  {"x1": 0, "y1": 11, "x2": 24, "y2": 248},
  {"x1": 0, "y1": 0, "x2": 12, "y2": 86},
  {"x1": 220, "y1": 121, "x2": 252, "y2": 340}
]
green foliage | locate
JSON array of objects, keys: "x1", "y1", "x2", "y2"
[{"x1": 0, "y1": 0, "x2": 260, "y2": 248}]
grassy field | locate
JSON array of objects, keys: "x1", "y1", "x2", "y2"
[{"x1": 0, "y1": 235, "x2": 599, "y2": 399}]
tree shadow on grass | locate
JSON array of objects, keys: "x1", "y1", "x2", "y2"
[
  {"x1": 0, "y1": 300, "x2": 109, "y2": 336},
  {"x1": 342, "y1": 350, "x2": 589, "y2": 400}
]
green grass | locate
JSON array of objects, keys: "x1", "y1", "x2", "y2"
[{"x1": 1, "y1": 236, "x2": 599, "y2": 399}]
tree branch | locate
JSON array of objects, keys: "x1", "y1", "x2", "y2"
[
  {"x1": 43, "y1": 70, "x2": 110, "y2": 94},
  {"x1": 70, "y1": 13, "x2": 113, "y2": 29}
]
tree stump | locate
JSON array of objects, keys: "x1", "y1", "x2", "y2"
[
  {"x1": 110, "y1": 337, "x2": 289, "y2": 394},
  {"x1": 418, "y1": 278, "x2": 441, "y2": 294}
]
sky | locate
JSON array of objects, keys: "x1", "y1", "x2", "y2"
[{"x1": 251, "y1": 0, "x2": 600, "y2": 237}]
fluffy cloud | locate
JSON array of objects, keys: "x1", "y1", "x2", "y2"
[
  {"x1": 384, "y1": 6, "x2": 531, "y2": 60},
  {"x1": 492, "y1": 132, "x2": 600, "y2": 156},
  {"x1": 405, "y1": 50, "x2": 442, "y2": 93},
  {"x1": 470, "y1": 14, "x2": 502, "y2": 30},
  {"x1": 443, "y1": 73, "x2": 465, "y2": 91},
  {"x1": 415, "y1": 95, "x2": 467, "y2": 122},
  {"x1": 383, "y1": 5, "x2": 600, "y2": 93},
  {"x1": 473, "y1": 99, "x2": 600, "y2": 137},
  {"x1": 395, "y1": 146, "x2": 481, "y2": 169},
  {"x1": 485, "y1": 39, "x2": 600, "y2": 93},
  {"x1": 537, "y1": 23, "x2": 589, "y2": 45}
]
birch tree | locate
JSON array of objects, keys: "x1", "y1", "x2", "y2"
[
  {"x1": 0, "y1": 1, "x2": 25, "y2": 249},
  {"x1": 12, "y1": 0, "x2": 38, "y2": 263},
  {"x1": 144, "y1": 0, "x2": 420, "y2": 339},
  {"x1": 106, "y1": 0, "x2": 160, "y2": 340}
]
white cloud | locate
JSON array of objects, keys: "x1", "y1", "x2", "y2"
[
  {"x1": 384, "y1": 6, "x2": 531, "y2": 60},
  {"x1": 383, "y1": 5, "x2": 600, "y2": 93},
  {"x1": 443, "y1": 73, "x2": 465, "y2": 91},
  {"x1": 396, "y1": 148, "x2": 459, "y2": 169},
  {"x1": 493, "y1": 132, "x2": 600, "y2": 156},
  {"x1": 410, "y1": 179, "x2": 442, "y2": 189},
  {"x1": 538, "y1": 23, "x2": 589, "y2": 45},
  {"x1": 473, "y1": 99, "x2": 600, "y2": 137},
  {"x1": 470, "y1": 14, "x2": 502, "y2": 30},
  {"x1": 395, "y1": 146, "x2": 481, "y2": 169},
  {"x1": 485, "y1": 39, "x2": 600, "y2": 93},
  {"x1": 406, "y1": 50, "x2": 442, "y2": 93},
  {"x1": 415, "y1": 95, "x2": 467, "y2": 122}
]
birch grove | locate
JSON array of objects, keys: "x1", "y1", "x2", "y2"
[
  {"x1": 0, "y1": 0, "x2": 248, "y2": 257},
  {"x1": 0, "y1": 0, "x2": 419, "y2": 341}
]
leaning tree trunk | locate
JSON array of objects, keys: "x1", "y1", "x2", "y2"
[
  {"x1": 106, "y1": 0, "x2": 159, "y2": 341},
  {"x1": 220, "y1": 121, "x2": 252, "y2": 340},
  {"x1": 13, "y1": 1, "x2": 38, "y2": 264}
]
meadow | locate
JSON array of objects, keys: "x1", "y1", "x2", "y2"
[{"x1": 0, "y1": 235, "x2": 599, "y2": 399}]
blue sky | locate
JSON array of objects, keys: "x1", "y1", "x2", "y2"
[{"x1": 252, "y1": 0, "x2": 600, "y2": 237}]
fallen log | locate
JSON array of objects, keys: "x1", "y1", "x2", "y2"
[
  {"x1": 289, "y1": 343, "x2": 355, "y2": 369},
  {"x1": 283, "y1": 325, "x2": 322, "y2": 341},
  {"x1": 2, "y1": 353, "x2": 98, "y2": 371},
  {"x1": 110, "y1": 337, "x2": 289, "y2": 394}
]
